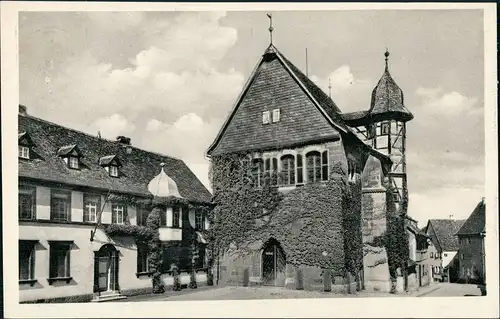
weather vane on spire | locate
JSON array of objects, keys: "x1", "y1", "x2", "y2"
[
  {"x1": 328, "y1": 78, "x2": 332, "y2": 98},
  {"x1": 267, "y1": 13, "x2": 274, "y2": 45},
  {"x1": 384, "y1": 47, "x2": 390, "y2": 70}
]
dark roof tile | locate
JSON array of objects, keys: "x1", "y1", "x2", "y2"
[
  {"x1": 429, "y1": 219, "x2": 466, "y2": 251},
  {"x1": 456, "y1": 200, "x2": 486, "y2": 235},
  {"x1": 19, "y1": 114, "x2": 212, "y2": 203}
]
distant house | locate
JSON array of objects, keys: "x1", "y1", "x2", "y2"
[
  {"x1": 424, "y1": 219, "x2": 466, "y2": 282},
  {"x1": 18, "y1": 106, "x2": 212, "y2": 303},
  {"x1": 456, "y1": 198, "x2": 486, "y2": 284},
  {"x1": 405, "y1": 216, "x2": 431, "y2": 288}
]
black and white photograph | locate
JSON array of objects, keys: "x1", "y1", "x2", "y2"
[{"x1": 1, "y1": 2, "x2": 498, "y2": 318}]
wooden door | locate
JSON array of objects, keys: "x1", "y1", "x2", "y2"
[{"x1": 97, "y1": 256, "x2": 110, "y2": 292}]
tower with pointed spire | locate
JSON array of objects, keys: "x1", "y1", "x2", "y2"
[{"x1": 343, "y1": 49, "x2": 413, "y2": 213}]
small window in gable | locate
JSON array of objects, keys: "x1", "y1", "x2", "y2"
[
  {"x1": 272, "y1": 109, "x2": 280, "y2": 123},
  {"x1": 262, "y1": 111, "x2": 271, "y2": 124}
]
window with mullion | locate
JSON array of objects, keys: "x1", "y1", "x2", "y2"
[
  {"x1": 50, "y1": 191, "x2": 71, "y2": 221},
  {"x1": 306, "y1": 152, "x2": 322, "y2": 183},
  {"x1": 19, "y1": 186, "x2": 36, "y2": 220},
  {"x1": 251, "y1": 159, "x2": 263, "y2": 188},
  {"x1": 19, "y1": 145, "x2": 30, "y2": 159},
  {"x1": 83, "y1": 194, "x2": 101, "y2": 223},
  {"x1": 172, "y1": 206, "x2": 180, "y2": 228},
  {"x1": 111, "y1": 204, "x2": 125, "y2": 224},
  {"x1": 68, "y1": 156, "x2": 79, "y2": 169},
  {"x1": 281, "y1": 155, "x2": 295, "y2": 186}
]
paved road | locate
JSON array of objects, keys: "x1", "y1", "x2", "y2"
[
  {"x1": 419, "y1": 283, "x2": 482, "y2": 297},
  {"x1": 119, "y1": 283, "x2": 482, "y2": 302}
]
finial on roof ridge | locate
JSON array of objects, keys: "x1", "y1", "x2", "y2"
[
  {"x1": 384, "y1": 47, "x2": 390, "y2": 71},
  {"x1": 267, "y1": 13, "x2": 274, "y2": 45}
]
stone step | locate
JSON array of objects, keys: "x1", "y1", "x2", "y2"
[{"x1": 91, "y1": 292, "x2": 127, "y2": 302}]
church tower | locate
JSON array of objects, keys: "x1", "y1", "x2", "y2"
[{"x1": 343, "y1": 50, "x2": 413, "y2": 212}]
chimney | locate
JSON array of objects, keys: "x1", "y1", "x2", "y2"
[
  {"x1": 19, "y1": 104, "x2": 27, "y2": 116},
  {"x1": 116, "y1": 136, "x2": 131, "y2": 145}
]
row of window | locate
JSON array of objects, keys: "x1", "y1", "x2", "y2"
[
  {"x1": 19, "y1": 240, "x2": 207, "y2": 283},
  {"x1": 429, "y1": 252, "x2": 446, "y2": 259},
  {"x1": 19, "y1": 186, "x2": 207, "y2": 230},
  {"x1": 248, "y1": 150, "x2": 330, "y2": 187},
  {"x1": 19, "y1": 240, "x2": 72, "y2": 283}
]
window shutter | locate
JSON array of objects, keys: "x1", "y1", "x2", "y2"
[{"x1": 297, "y1": 154, "x2": 303, "y2": 184}]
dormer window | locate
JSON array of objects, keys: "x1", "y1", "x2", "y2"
[
  {"x1": 57, "y1": 144, "x2": 83, "y2": 170},
  {"x1": 109, "y1": 165, "x2": 119, "y2": 177},
  {"x1": 69, "y1": 156, "x2": 79, "y2": 169},
  {"x1": 18, "y1": 132, "x2": 35, "y2": 160},
  {"x1": 19, "y1": 146, "x2": 30, "y2": 159},
  {"x1": 99, "y1": 155, "x2": 122, "y2": 178}
]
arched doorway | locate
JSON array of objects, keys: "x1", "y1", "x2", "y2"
[
  {"x1": 94, "y1": 244, "x2": 119, "y2": 293},
  {"x1": 261, "y1": 238, "x2": 286, "y2": 286}
]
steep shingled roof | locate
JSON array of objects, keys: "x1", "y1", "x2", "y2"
[
  {"x1": 18, "y1": 114, "x2": 212, "y2": 203},
  {"x1": 342, "y1": 50, "x2": 413, "y2": 126},
  {"x1": 428, "y1": 219, "x2": 466, "y2": 251},
  {"x1": 456, "y1": 199, "x2": 486, "y2": 236},
  {"x1": 206, "y1": 44, "x2": 394, "y2": 165}
]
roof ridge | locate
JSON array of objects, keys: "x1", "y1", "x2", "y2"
[{"x1": 20, "y1": 113, "x2": 183, "y2": 162}]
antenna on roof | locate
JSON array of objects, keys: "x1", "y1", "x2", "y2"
[
  {"x1": 266, "y1": 13, "x2": 274, "y2": 45},
  {"x1": 305, "y1": 48, "x2": 309, "y2": 77}
]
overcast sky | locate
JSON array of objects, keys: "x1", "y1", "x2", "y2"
[{"x1": 19, "y1": 10, "x2": 484, "y2": 226}]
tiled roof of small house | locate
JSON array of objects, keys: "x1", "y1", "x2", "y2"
[
  {"x1": 18, "y1": 113, "x2": 212, "y2": 203},
  {"x1": 456, "y1": 199, "x2": 486, "y2": 236},
  {"x1": 428, "y1": 219, "x2": 466, "y2": 251}
]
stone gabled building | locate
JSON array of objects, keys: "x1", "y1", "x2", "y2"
[
  {"x1": 206, "y1": 42, "x2": 414, "y2": 293},
  {"x1": 18, "y1": 107, "x2": 212, "y2": 302}
]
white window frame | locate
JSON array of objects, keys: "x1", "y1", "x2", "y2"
[
  {"x1": 112, "y1": 204, "x2": 125, "y2": 224},
  {"x1": 19, "y1": 145, "x2": 30, "y2": 159},
  {"x1": 262, "y1": 111, "x2": 271, "y2": 124},
  {"x1": 109, "y1": 165, "x2": 119, "y2": 177},
  {"x1": 68, "y1": 156, "x2": 79, "y2": 169},
  {"x1": 83, "y1": 194, "x2": 100, "y2": 223},
  {"x1": 272, "y1": 108, "x2": 280, "y2": 123}
]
